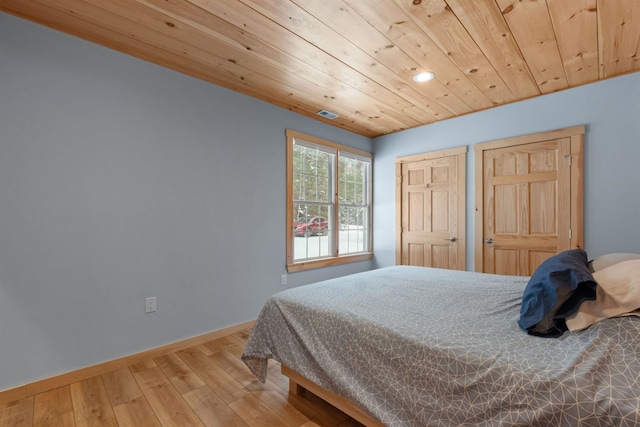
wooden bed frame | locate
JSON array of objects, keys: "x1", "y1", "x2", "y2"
[{"x1": 281, "y1": 364, "x2": 384, "y2": 427}]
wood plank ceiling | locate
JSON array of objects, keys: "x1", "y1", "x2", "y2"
[{"x1": 1, "y1": 0, "x2": 639, "y2": 138}]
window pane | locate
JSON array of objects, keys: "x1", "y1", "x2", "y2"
[
  {"x1": 293, "y1": 203, "x2": 332, "y2": 261},
  {"x1": 355, "y1": 182, "x2": 364, "y2": 205},
  {"x1": 294, "y1": 144, "x2": 332, "y2": 203},
  {"x1": 292, "y1": 141, "x2": 335, "y2": 262},
  {"x1": 303, "y1": 175, "x2": 317, "y2": 201},
  {"x1": 338, "y1": 156, "x2": 369, "y2": 205},
  {"x1": 346, "y1": 182, "x2": 355, "y2": 204},
  {"x1": 295, "y1": 175, "x2": 304, "y2": 200},
  {"x1": 337, "y1": 180, "x2": 346, "y2": 204},
  {"x1": 339, "y1": 207, "x2": 368, "y2": 254},
  {"x1": 338, "y1": 154, "x2": 370, "y2": 256}
]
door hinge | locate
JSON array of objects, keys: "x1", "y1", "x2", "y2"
[
  {"x1": 564, "y1": 154, "x2": 572, "y2": 165},
  {"x1": 569, "y1": 229, "x2": 572, "y2": 239}
]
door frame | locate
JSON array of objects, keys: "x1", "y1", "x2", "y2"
[
  {"x1": 473, "y1": 126, "x2": 585, "y2": 272},
  {"x1": 395, "y1": 146, "x2": 467, "y2": 268}
]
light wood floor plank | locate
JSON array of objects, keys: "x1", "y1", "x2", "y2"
[
  {"x1": 132, "y1": 366, "x2": 205, "y2": 427},
  {"x1": 236, "y1": 328, "x2": 252, "y2": 343},
  {"x1": 33, "y1": 387, "x2": 75, "y2": 427},
  {"x1": 229, "y1": 393, "x2": 299, "y2": 427},
  {"x1": 110, "y1": 396, "x2": 162, "y2": 427},
  {"x1": 250, "y1": 389, "x2": 311, "y2": 426},
  {"x1": 177, "y1": 347, "x2": 248, "y2": 404},
  {"x1": 208, "y1": 346, "x2": 263, "y2": 388},
  {"x1": 128, "y1": 359, "x2": 157, "y2": 374},
  {"x1": 154, "y1": 353, "x2": 205, "y2": 394},
  {"x1": 102, "y1": 368, "x2": 161, "y2": 427},
  {"x1": 183, "y1": 385, "x2": 250, "y2": 427},
  {"x1": 266, "y1": 360, "x2": 290, "y2": 391},
  {"x1": 69, "y1": 377, "x2": 118, "y2": 427},
  {"x1": 0, "y1": 397, "x2": 33, "y2": 427},
  {"x1": 203, "y1": 335, "x2": 246, "y2": 357},
  {"x1": 101, "y1": 369, "x2": 143, "y2": 407}
]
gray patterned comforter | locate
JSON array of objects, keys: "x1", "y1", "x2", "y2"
[{"x1": 241, "y1": 266, "x2": 640, "y2": 426}]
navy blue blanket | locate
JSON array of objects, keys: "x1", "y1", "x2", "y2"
[{"x1": 519, "y1": 249, "x2": 597, "y2": 337}]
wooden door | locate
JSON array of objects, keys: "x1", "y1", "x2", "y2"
[
  {"x1": 396, "y1": 147, "x2": 466, "y2": 270},
  {"x1": 475, "y1": 127, "x2": 584, "y2": 275}
]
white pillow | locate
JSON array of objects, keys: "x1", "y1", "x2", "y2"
[{"x1": 590, "y1": 253, "x2": 640, "y2": 272}]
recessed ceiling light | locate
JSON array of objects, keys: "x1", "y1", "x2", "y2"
[{"x1": 413, "y1": 72, "x2": 435, "y2": 82}]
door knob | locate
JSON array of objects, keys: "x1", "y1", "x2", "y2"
[
  {"x1": 485, "y1": 238, "x2": 493, "y2": 244},
  {"x1": 444, "y1": 237, "x2": 457, "y2": 242}
]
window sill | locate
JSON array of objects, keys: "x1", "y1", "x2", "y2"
[{"x1": 286, "y1": 252, "x2": 373, "y2": 273}]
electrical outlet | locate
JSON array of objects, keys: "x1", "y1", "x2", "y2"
[
  {"x1": 145, "y1": 297, "x2": 157, "y2": 313},
  {"x1": 281, "y1": 274, "x2": 287, "y2": 286}
]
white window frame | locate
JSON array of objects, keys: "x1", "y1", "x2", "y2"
[{"x1": 286, "y1": 129, "x2": 372, "y2": 272}]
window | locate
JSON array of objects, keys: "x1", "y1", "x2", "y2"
[{"x1": 286, "y1": 130, "x2": 372, "y2": 272}]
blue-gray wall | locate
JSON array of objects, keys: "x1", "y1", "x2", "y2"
[
  {"x1": 373, "y1": 72, "x2": 640, "y2": 269},
  {"x1": 0, "y1": 12, "x2": 372, "y2": 391}
]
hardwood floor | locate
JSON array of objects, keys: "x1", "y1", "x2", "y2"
[{"x1": 0, "y1": 328, "x2": 365, "y2": 427}]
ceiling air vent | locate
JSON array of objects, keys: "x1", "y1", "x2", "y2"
[{"x1": 317, "y1": 109, "x2": 339, "y2": 120}]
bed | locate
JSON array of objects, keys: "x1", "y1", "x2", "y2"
[{"x1": 241, "y1": 257, "x2": 640, "y2": 426}]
